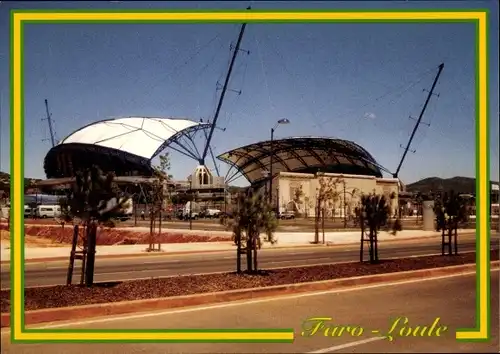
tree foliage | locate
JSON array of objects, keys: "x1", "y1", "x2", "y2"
[
  {"x1": 62, "y1": 165, "x2": 129, "y2": 286},
  {"x1": 359, "y1": 192, "x2": 400, "y2": 263},
  {"x1": 314, "y1": 177, "x2": 341, "y2": 242},
  {"x1": 232, "y1": 190, "x2": 278, "y2": 273},
  {"x1": 62, "y1": 166, "x2": 129, "y2": 226},
  {"x1": 151, "y1": 152, "x2": 173, "y2": 208},
  {"x1": 360, "y1": 193, "x2": 391, "y2": 231},
  {"x1": 433, "y1": 190, "x2": 468, "y2": 232},
  {"x1": 292, "y1": 185, "x2": 305, "y2": 215}
]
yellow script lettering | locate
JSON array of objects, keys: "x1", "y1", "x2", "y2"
[{"x1": 301, "y1": 317, "x2": 331, "y2": 337}]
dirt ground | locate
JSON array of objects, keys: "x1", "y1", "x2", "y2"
[
  {"x1": 0, "y1": 229, "x2": 68, "y2": 248},
  {"x1": 0, "y1": 223, "x2": 231, "y2": 246}
]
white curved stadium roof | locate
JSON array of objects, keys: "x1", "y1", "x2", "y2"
[{"x1": 59, "y1": 117, "x2": 208, "y2": 160}]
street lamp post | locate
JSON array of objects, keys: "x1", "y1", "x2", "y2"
[{"x1": 269, "y1": 118, "x2": 290, "y2": 207}]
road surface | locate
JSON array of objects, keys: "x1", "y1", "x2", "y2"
[
  {"x1": 1, "y1": 270, "x2": 498, "y2": 353},
  {"x1": 1, "y1": 235, "x2": 498, "y2": 288},
  {"x1": 24, "y1": 217, "x2": 478, "y2": 232}
]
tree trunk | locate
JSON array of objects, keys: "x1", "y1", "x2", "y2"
[
  {"x1": 84, "y1": 222, "x2": 97, "y2": 287},
  {"x1": 253, "y1": 237, "x2": 258, "y2": 272},
  {"x1": 369, "y1": 227, "x2": 375, "y2": 264},
  {"x1": 236, "y1": 233, "x2": 241, "y2": 274},
  {"x1": 246, "y1": 230, "x2": 253, "y2": 273},
  {"x1": 66, "y1": 225, "x2": 79, "y2": 285},
  {"x1": 149, "y1": 211, "x2": 154, "y2": 250},
  {"x1": 321, "y1": 207, "x2": 325, "y2": 244},
  {"x1": 158, "y1": 210, "x2": 162, "y2": 251},
  {"x1": 134, "y1": 200, "x2": 137, "y2": 226},
  {"x1": 314, "y1": 199, "x2": 320, "y2": 243},
  {"x1": 359, "y1": 215, "x2": 365, "y2": 262},
  {"x1": 447, "y1": 225, "x2": 452, "y2": 255},
  {"x1": 454, "y1": 222, "x2": 458, "y2": 255}
]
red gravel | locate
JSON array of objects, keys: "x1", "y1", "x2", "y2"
[
  {"x1": 0, "y1": 224, "x2": 231, "y2": 245},
  {"x1": 2, "y1": 249, "x2": 496, "y2": 313}
]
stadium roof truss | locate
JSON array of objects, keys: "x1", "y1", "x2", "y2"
[
  {"x1": 59, "y1": 117, "x2": 212, "y2": 162},
  {"x1": 217, "y1": 137, "x2": 392, "y2": 185},
  {"x1": 44, "y1": 117, "x2": 213, "y2": 179}
]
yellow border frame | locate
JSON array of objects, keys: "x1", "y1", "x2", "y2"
[{"x1": 10, "y1": 10, "x2": 489, "y2": 343}]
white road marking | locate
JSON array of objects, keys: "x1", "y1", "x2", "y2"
[
  {"x1": 143, "y1": 260, "x2": 180, "y2": 264},
  {"x1": 307, "y1": 337, "x2": 385, "y2": 353},
  {"x1": 269, "y1": 257, "x2": 332, "y2": 264},
  {"x1": 47, "y1": 266, "x2": 71, "y2": 270},
  {"x1": 0, "y1": 270, "x2": 487, "y2": 334}
]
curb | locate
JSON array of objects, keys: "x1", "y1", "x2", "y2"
[
  {"x1": 2, "y1": 260, "x2": 497, "y2": 328},
  {"x1": 0, "y1": 231, "x2": 477, "y2": 265}
]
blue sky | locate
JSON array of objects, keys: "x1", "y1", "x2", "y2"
[{"x1": 0, "y1": 1, "x2": 498, "y2": 186}]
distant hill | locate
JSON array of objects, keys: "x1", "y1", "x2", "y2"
[
  {"x1": 406, "y1": 176, "x2": 498, "y2": 195},
  {"x1": 0, "y1": 171, "x2": 42, "y2": 193}
]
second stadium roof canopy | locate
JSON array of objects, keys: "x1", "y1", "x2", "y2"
[
  {"x1": 44, "y1": 117, "x2": 210, "y2": 178},
  {"x1": 217, "y1": 137, "x2": 390, "y2": 185}
]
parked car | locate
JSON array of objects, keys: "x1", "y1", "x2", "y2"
[
  {"x1": 279, "y1": 211, "x2": 295, "y2": 220},
  {"x1": 183, "y1": 210, "x2": 199, "y2": 220},
  {"x1": 204, "y1": 208, "x2": 221, "y2": 218}
]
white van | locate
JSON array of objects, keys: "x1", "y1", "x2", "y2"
[
  {"x1": 1, "y1": 206, "x2": 9, "y2": 220},
  {"x1": 183, "y1": 201, "x2": 200, "y2": 219},
  {"x1": 37, "y1": 205, "x2": 61, "y2": 218},
  {"x1": 24, "y1": 205, "x2": 36, "y2": 218}
]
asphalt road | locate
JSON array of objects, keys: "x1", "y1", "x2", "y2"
[
  {"x1": 2, "y1": 235, "x2": 498, "y2": 288},
  {"x1": 1, "y1": 270, "x2": 498, "y2": 353},
  {"x1": 25, "y1": 217, "x2": 482, "y2": 232}
]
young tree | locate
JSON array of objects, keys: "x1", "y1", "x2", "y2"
[
  {"x1": 232, "y1": 190, "x2": 277, "y2": 274},
  {"x1": 414, "y1": 192, "x2": 424, "y2": 222},
  {"x1": 346, "y1": 187, "x2": 360, "y2": 225},
  {"x1": 149, "y1": 152, "x2": 173, "y2": 250},
  {"x1": 63, "y1": 165, "x2": 129, "y2": 286},
  {"x1": 314, "y1": 177, "x2": 341, "y2": 243},
  {"x1": 359, "y1": 192, "x2": 399, "y2": 263},
  {"x1": 304, "y1": 196, "x2": 313, "y2": 218},
  {"x1": 292, "y1": 185, "x2": 304, "y2": 217},
  {"x1": 434, "y1": 190, "x2": 467, "y2": 255}
]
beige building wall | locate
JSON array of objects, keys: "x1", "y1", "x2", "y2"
[{"x1": 273, "y1": 171, "x2": 399, "y2": 217}]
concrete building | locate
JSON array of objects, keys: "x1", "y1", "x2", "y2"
[{"x1": 274, "y1": 171, "x2": 399, "y2": 218}]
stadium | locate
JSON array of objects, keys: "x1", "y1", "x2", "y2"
[
  {"x1": 43, "y1": 116, "x2": 212, "y2": 179},
  {"x1": 39, "y1": 116, "x2": 226, "y2": 213},
  {"x1": 217, "y1": 136, "x2": 399, "y2": 217},
  {"x1": 38, "y1": 117, "x2": 399, "y2": 218}
]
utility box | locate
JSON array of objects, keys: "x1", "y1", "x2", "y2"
[{"x1": 422, "y1": 200, "x2": 435, "y2": 231}]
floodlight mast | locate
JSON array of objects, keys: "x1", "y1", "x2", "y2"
[
  {"x1": 393, "y1": 63, "x2": 444, "y2": 179},
  {"x1": 43, "y1": 99, "x2": 56, "y2": 147},
  {"x1": 200, "y1": 7, "x2": 250, "y2": 166}
]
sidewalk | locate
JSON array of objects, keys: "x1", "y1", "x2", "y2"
[{"x1": 0, "y1": 229, "x2": 476, "y2": 262}]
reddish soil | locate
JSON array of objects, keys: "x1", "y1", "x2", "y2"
[
  {"x1": 23, "y1": 219, "x2": 60, "y2": 226},
  {"x1": 2, "y1": 250, "x2": 496, "y2": 313},
  {"x1": 0, "y1": 224, "x2": 231, "y2": 245}
]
